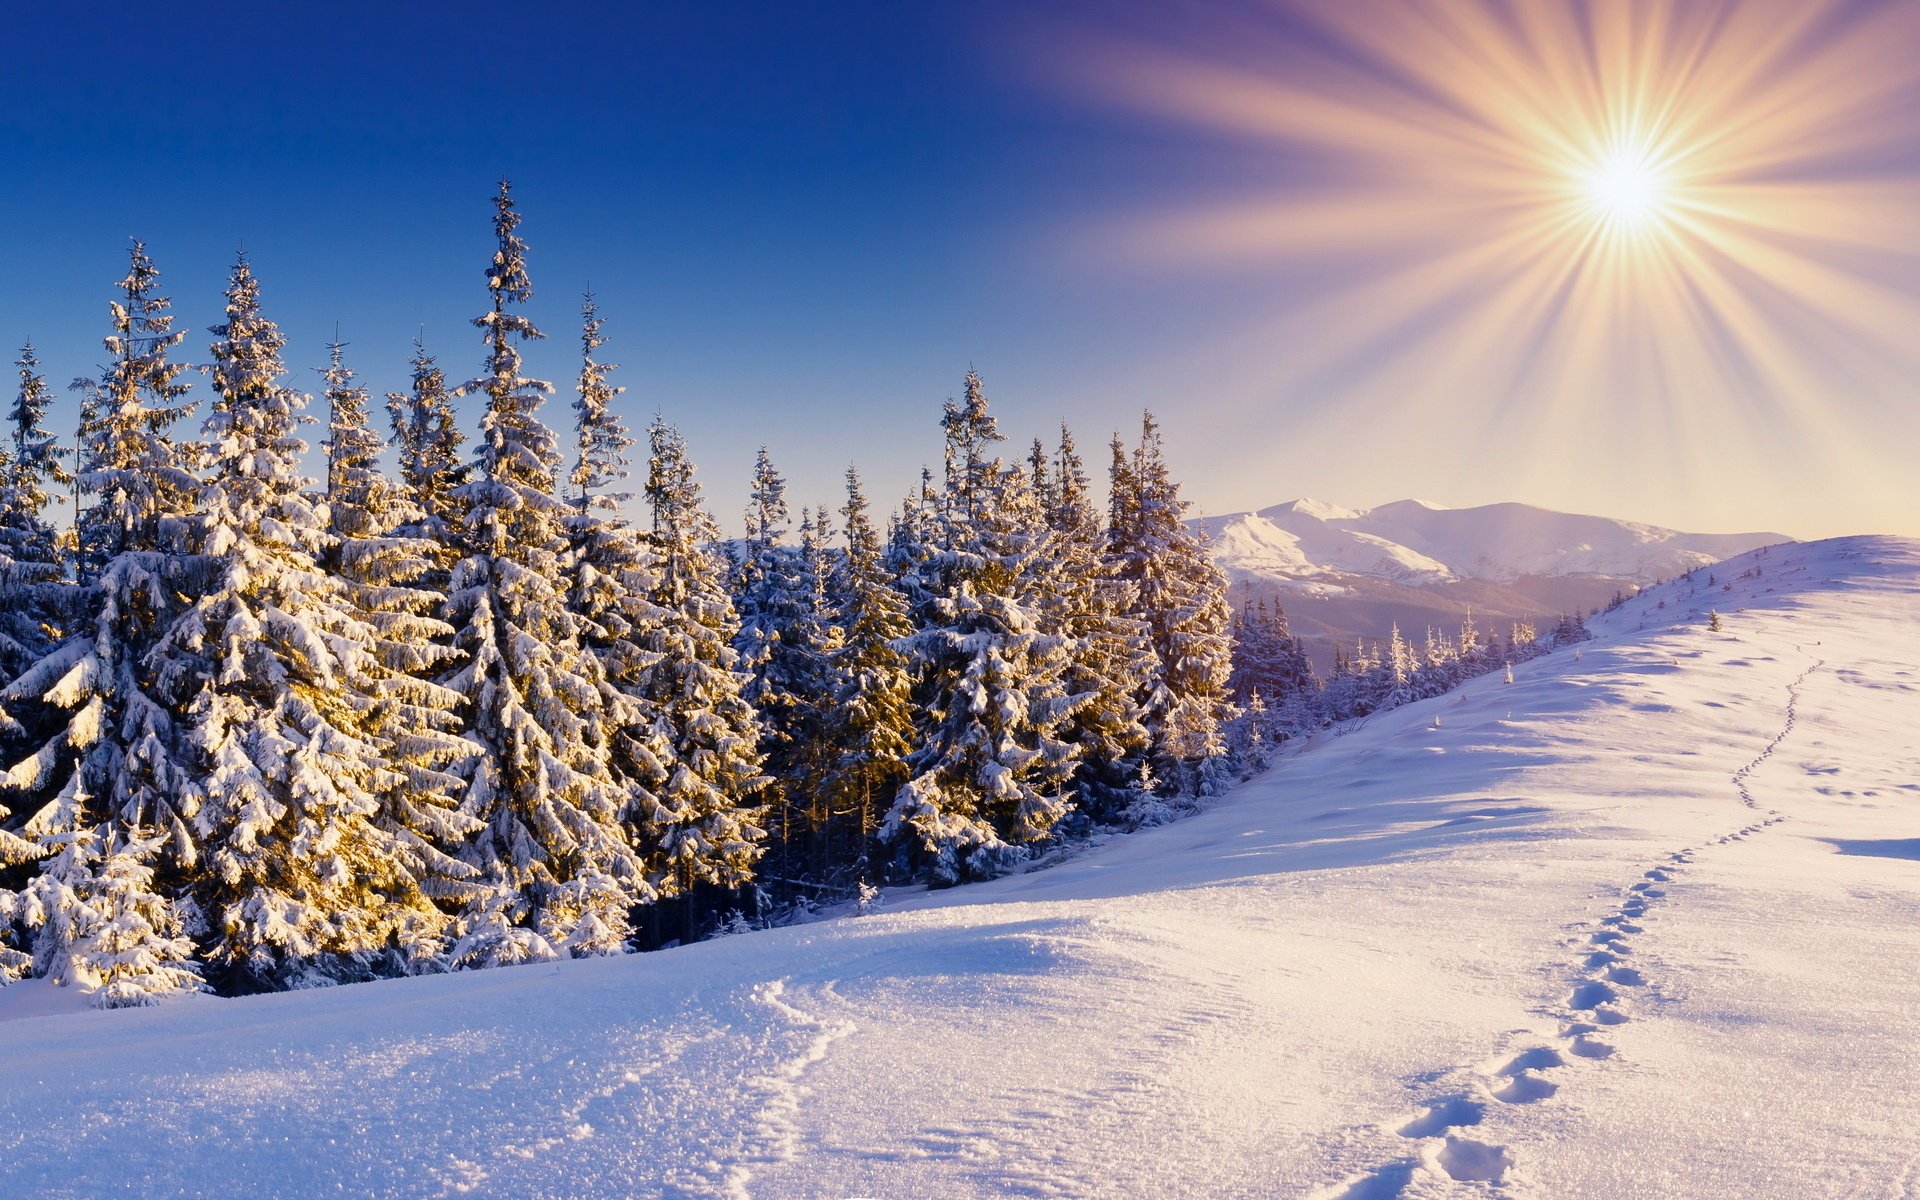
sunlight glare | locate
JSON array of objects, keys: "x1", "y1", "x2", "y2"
[{"x1": 1581, "y1": 141, "x2": 1667, "y2": 232}]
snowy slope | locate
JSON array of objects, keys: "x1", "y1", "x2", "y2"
[
  {"x1": 2, "y1": 536, "x2": 1917, "y2": 1199},
  {"x1": 1196, "y1": 497, "x2": 1784, "y2": 586}
]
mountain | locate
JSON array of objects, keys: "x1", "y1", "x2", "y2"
[
  {"x1": 1193, "y1": 498, "x2": 1787, "y2": 661},
  {"x1": 2, "y1": 536, "x2": 1914, "y2": 1198}
]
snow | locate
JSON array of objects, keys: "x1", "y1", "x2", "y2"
[
  {"x1": 1198, "y1": 497, "x2": 1786, "y2": 587},
  {"x1": 1, "y1": 535, "x2": 1916, "y2": 1198}
]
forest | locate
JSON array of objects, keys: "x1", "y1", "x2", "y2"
[{"x1": 0, "y1": 182, "x2": 1585, "y2": 1006}]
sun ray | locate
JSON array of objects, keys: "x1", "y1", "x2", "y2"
[{"x1": 1066, "y1": 0, "x2": 1920, "y2": 530}]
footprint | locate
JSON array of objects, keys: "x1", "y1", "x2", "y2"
[
  {"x1": 1492, "y1": 1072, "x2": 1558, "y2": 1104},
  {"x1": 1567, "y1": 1034, "x2": 1615, "y2": 1059},
  {"x1": 1590, "y1": 1006, "x2": 1629, "y2": 1025},
  {"x1": 1600, "y1": 918, "x2": 1644, "y2": 933},
  {"x1": 1570, "y1": 981, "x2": 1618, "y2": 1009},
  {"x1": 1605, "y1": 966, "x2": 1647, "y2": 987},
  {"x1": 1590, "y1": 930, "x2": 1627, "y2": 946},
  {"x1": 1584, "y1": 950, "x2": 1621, "y2": 969},
  {"x1": 1431, "y1": 1136, "x2": 1513, "y2": 1184},
  {"x1": 1397, "y1": 1096, "x2": 1484, "y2": 1138},
  {"x1": 1644, "y1": 869, "x2": 1672, "y2": 881},
  {"x1": 1498, "y1": 1047, "x2": 1566, "y2": 1073},
  {"x1": 1325, "y1": 1163, "x2": 1415, "y2": 1200}
]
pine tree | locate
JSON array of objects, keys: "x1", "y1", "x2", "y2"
[
  {"x1": 0, "y1": 242, "x2": 204, "y2": 1006},
  {"x1": 0, "y1": 344, "x2": 71, "y2": 684},
  {"x1": 385, "y1": 339, "x2": 466, "y2": 570},
  {"x1": 730, "y1": 449, "x2": 828, "y2": 880},
  {"x1": 440, "y1": 181, "x2": 645, "y2": 964},
  {"x1": 558, "y1": 302, "x2": 678, "y2": 908},
  {"x1": 569, "y1": 293, "x2": 628, "y2": 512},
  {"x1": 1, "y1": 344, "x2": 68, "y2": 570},
  {"x1": 638, "y1": 415, "x2": 766, "y2": 936},
  {"x1": 817, "y1": 467, "x2": 914, "y2": 881},
  {"x1": 884, "y1": 372, "x2": 1081, "y2": 884},
  {"x1": 1042, "y1": 425, "x2": 1152, "y2": 821},
  {"x1": 1106, "y1": 412, "x2": 1235, "y2": 794},
  {"x1": 1371, "y1": 623, "x2": 1416, "y2": 711},
  {"x1": 15, "y1": 814, "x2": 201, "y2": 1008},
  {"x1": 320, "y1": 338, "x2": 480, "y2": 965},
  {"x1": 169, "y1": 257, "x2": 445, "y2": 990},
  {"x1": 775, "y1": 504, "x2": 844, "y2": 874}
]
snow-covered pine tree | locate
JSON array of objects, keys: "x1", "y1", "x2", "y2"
[
  {"x1": 0, "y1": 344, "x2": 72, "y2": 685},
  {"x1": 318, "y1": 337, "x2": 480, "y2": 966},
  {"x1": 559, "y1": 295, "x2": 677, "y2": 898},
  {"x1": 730, "y1": 451, "x2": 842, "y2": 881},
  {"x1": 637, "y1": 415, "x2": 766, "y2": 938},
  {"x1": 778, "y1": 504, "x2": 844, "y2": 875},
  {"x1": 569, "y1": 293, "x2": 627, "y2": 515},
  {"x1": 0, "y1": 242, "x2": 205, "y2": 1006},
  {"x1": 384, "y1": 339, "x2": 467, "y2": 575},
  {"x1": 1371, "y1": 623, "x2": 1416, "y2": 712},
  {"x1": 14, "y1": 811, "x2": 201, "y2": 1007},
  {"x1": 817, "y1": 467, "x2": 914, "y2": 882},
  {"x1": 1, "y1": 345, "x2": 68, "y2": 569},
  {"x1": 1041, "y1": 424, "x2": 1152, "y2": 823},
  {"x1": 1106, "y1": 412, "x2": 1235, "y2": 795},
  {"x1": 441, "y1": 181, "x2": 646, "y2": 964},
  {"x1": 166, "y1": 257, "x2": 452, "y2": 991},
  {"x1": 731, "y1": 449, "x2": 800, "y2": 860},
  {"x1": 883, "y1": 371, "x2": 1082, "y2": 884}
]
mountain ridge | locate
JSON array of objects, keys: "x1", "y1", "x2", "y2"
[{"x1": 1193, "y1": 497, "x2": 1787, "y2": 589}]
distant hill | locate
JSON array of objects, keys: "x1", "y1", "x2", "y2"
[{"x1": 1191, "y1": 498, "x2": 1787, "y2": 664}]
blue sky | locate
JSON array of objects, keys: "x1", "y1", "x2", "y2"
[
  {"x1": 3, "y1": 2, "x2": 1913, "y2": 538},
  {"x1": 2, "y1": 3, "x2": 1137, "y2": 532}
]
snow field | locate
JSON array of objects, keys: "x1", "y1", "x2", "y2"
[{"x1": 0, "y1": 535, "x2": 1915, "y2": 1199}]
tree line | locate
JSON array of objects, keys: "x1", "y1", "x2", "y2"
[
  {"x1": 0, "y1": 182, "x2": 1587, "y2": 1008},
  {"x1": 0, "y1": 182, "x2": 1251, "y2": 1005}
]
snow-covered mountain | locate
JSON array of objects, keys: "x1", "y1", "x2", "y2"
[
  {"x1": 1194, "y1": 498, "x2": 1788, "y2": 662},
  {"x1": 1194, "y1": 497, "x2": 1785, "y2": 588},
  {"x1": 2, "y1": 536, "x2": 1914, "y2": 1197}
]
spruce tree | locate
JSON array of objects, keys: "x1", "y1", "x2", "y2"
[
  {"x1": 1042, "y1": 425, "x2": 1152, "y2": 821},
  {"x1": 732, "y1": 449, "x2": 835, "y2": 881},
  {"x1": 884, "y1": 372, "x2": 1081, "y2": 884},
  {"x1": 1, "y1": 344, "x2": 68, "y2": 570},
  {"x1": 321, "y1": 338, "x2": 480, "y2": 962},
  {"x1": 0, "y1": 242, "x2": 203, "y2": 1006},
  {"x1": 1107, "y1": 412, "x2": 1235, "y2": 795},
  {"x1": 819, "y1": 467, "x2": 916, "y2": 880},
  {"x1": 638, "y1": 415, "x2": 766, "y2": 935},
  {"x1": 0, "y1": 345, "x2": 71, "y2": 687},
  {"x1": 440, "y1": 181, "x2": 645, "y2": 964},
  {"x1": 168, "y1": 257, "x2": 443, "y2": 990},
  {"x1": 558, "y1": 300, "x2": 678, "y2": 886},
  {"x1": 385, "y1": 339, "x2": 466, "y2": 572}
]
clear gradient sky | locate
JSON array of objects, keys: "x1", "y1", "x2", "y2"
[{"x1": 3, "y1": 1, "x2": 1915, "y2": 538}]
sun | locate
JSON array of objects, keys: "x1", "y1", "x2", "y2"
[{"x1": 1578, "y1": 140, "x2": 1671, "y2": 234}]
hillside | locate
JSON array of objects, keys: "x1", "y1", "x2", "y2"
[
  {"x1": 0, "y1": 536, "x2": 1914, "y2": 1198},
  {"x1": 1194, "y1": 498, "x2": 1786, "y2": 664}
]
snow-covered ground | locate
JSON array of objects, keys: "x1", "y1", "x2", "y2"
[{"x1": 2, "y1": 535, "x2": 1916, "y2": 1199}]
